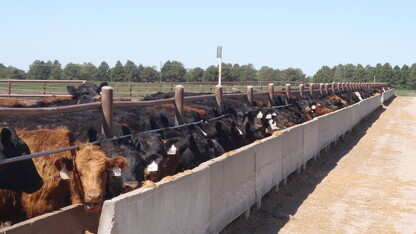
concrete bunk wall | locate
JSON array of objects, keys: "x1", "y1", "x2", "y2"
[
  {"x1": 2, "y1": 90, "x2": 395, "y2": 234},
  {"x1": 98, "y1": 90, "x2": 396, "y2": 234}
]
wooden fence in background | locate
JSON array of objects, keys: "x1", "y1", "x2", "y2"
[{"x1": 0, "y1": 79, "x2": 307, "y2": 99}]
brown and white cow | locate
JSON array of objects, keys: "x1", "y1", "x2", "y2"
[{"x1": 16, "y1": 128, "x2": 128, "y2": 219}]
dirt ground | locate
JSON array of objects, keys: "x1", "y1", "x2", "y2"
[{"x1": 221, "y1": 96, "x2": 416, "y2": 234}]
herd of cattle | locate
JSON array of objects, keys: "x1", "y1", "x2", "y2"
[{"x1": 0, "y1": 82, "x2": 383, "y2": 225}]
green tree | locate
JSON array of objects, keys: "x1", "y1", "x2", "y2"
[
  {"x1": 62, "y1": 63, "x2": 82, "y2": 80},
  {"x1": 27, "y1": 60, "x2": 51, "y2": 80},
  {"x1": 124, "y1": 60, "x2": 139, "y2": 82},
  {"x1": 8, "y1": 67, "x2": 26, "y2": 79},
  {"x1": 281, "y1": 68, "x2": 306, "y2": 82},
  {"x1": 389, "y1": 65, "x2": 401, "y2": 88},
  {"x1": 185, "y1": 67, "x2": 204, "y2": 82},
  {"x1": 80, "y1": 63, "x2": 98, "y2": 81},
  {"x1": 257, "y1": 66, "x2": 279, "y2": 81},
  {"x1": 313, "y1": 66, "x2": 333, "y2": 83},
  {"x1": 238, "y1": 64, "x2": 257, "y2": 81},
  {"x1": 109, "y1": 61, "x2": 125, "y2": 82},
  {"x1": 0, "y1": 64, "x2": 26, "y2": 79},
  {"x1": 202, "y1": 65, "x2": 218, "y2": 82},
  {"x1": 352, "y1": 64, "x2": 366, "y2": 82},
  {"x1": 220, "y1": 63, "x2": 239, "y2": 82},
  {"x1": 399, "y1": 65, "x2": 410, "y2": 89},
  {"x1": 379, "y1": 63, "x2": 393, "y2": 83},
  {"x1": 161, "y1": 61, "x2": 186, "y2": 82},
  {"x1": 49, "y1": 60, "x2": 62, "y2": 80},
  {"x1": 140, "y1": 66, "x2": 159, "y2": 82},
  {"x1": 0, "y1": 63, "x2": 7, "y2": 78},
  {"x1": 408, "y1": 63, "x2": 416, "y2": 89},
  {"x1": 97, "y1": 61, "x2": 110, "y2": 81}
]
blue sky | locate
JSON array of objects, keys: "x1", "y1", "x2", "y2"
[{"x1": 1, "y1": 0, "x2": 415, "y2": 76}]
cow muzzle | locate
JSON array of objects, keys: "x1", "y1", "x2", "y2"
[
  {"x1": 84, "y1": 191, "x2": 103, "y2": 212},
  {"x1": 122, "y1": 181, "x2": 139, "y2": 193}
]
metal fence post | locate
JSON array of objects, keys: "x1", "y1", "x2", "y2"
[
  {"x1": 101, "y1": 86, "x2": 114, "y2": 138},
  {"x1": 319, "y1": 83, "x2": 324, "y2": 97},
  {"x1": 309, "y1": 83, "x2": 314, "y2": 98},
  {"x1": 331, "y1": 82, "x2": 335, "y2": 95},
  {"x1": 285, "y1": 84, "x2": 291, "y2": 100},
  {"x1": 299, "y1": 84, "x2": 305, "y2": 99},
  {"x1": 268, "y1": 83, "x2": 274, "y2": 106},
  {"x1": 174, "y1": 85, "x2": 184, "y2": 125},
  {"x1": 247, "y1": 85, "x2": 254, "y2": 106},
  {"x1": 324, "y1": 83, "x2": 329, "y2": 96},
  {"x1": 8, "y1": 80, "x2": 11, "y2": 96},
  {"x1": 215, "y1": 85, "x2": 223, "y2": 110}
]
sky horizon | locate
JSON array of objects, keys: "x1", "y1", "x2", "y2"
[{"x1": 1, "y1": 1, "x2": 415, "y2": 77}]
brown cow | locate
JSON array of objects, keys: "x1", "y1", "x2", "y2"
[{"x1": 16, "y1": 128, "x2": 128, "y2": 219}]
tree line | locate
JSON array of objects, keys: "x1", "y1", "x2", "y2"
[
  {"x1": 0, "y1": 60, "x2": 306, "y2": 83},
  {"x1": 0, "y1": 60, "x2": 415, "y2": 89},
  {"x1": 312, "y1": 63, "x2": 416, "y2": 90}
]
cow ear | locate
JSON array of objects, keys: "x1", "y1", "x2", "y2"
[
  {"x1": 0, "y1": 128, "x2": 12, "y2": 145},
  {"x1": 109, "y1": 156, "x2": 128, "y2": 170},
  {"x1": 54, "y1": 158, "x2": 74, "y2": 171},
  {"x1": 99, "y1": 82, "x2": 109, "y2": 89}
]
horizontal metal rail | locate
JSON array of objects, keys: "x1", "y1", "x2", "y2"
[
  {"x1": 0, "y1": 94, "x2": 72, "y2": 98},
  {"x1": 0, "y1": 102, "x2": 101, "y2": 116},
  {"x1": 0, "y1": 80, "x2": 86, "y2": 83}
]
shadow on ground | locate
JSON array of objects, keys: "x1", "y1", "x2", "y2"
[{"x1": 221, "y1": 103, "x2": 388, "y2": 234}]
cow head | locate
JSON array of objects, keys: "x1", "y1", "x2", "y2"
[
  {"x1": 0, "y1": 128, "x2": 43, "y2": 193},
  {"x1": 67, "y1": 82, "x2": 109, "y2": 104},
  {"x1": 55, "y1": 144, "x2": 127, "y2": 212}
]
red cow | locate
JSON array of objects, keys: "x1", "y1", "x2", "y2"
[{"x1": 16, "y1": 128, "x2": 127, "y2": 219}]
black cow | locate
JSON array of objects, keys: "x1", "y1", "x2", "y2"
[
  {"x1": 0, "y1": 128, "x2": 43, "y2": 194},
  {"x1": 84, "y1": 125, "x2": 145, "y2": 198},
  {"x1": 67, "y1": 82, "x2": 109, "y2": 104}
]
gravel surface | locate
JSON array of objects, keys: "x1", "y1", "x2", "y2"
[{"x1": 222, "y1": 96, "x2": 416, "y2": 234}]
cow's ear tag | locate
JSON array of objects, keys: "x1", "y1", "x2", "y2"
[
  {"x1": 147, "y1": 161, "x2": 158, "y2": 172},
  {"x1": 200, "y1": 129, "x2": 208, "y2": 136},
  {"x1": 110, "y1": 167, "x2": 121, "y2": 177},
  {"x1": 256, "y1": 111, "x2": 263, "y2": 119},
  {"x1": 237, "y1": 128, "x2": 243, "y2": 135},
  {"x1": 60, "y1": 165, "x2": 71, "y2": 180},
  {"x1": 167, "y1": 144, "x2": 177, "y2": 155}
]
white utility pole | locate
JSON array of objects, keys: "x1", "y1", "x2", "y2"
[{"x1": 217, "y1": 46, "x2": 222, "y2": 86}]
